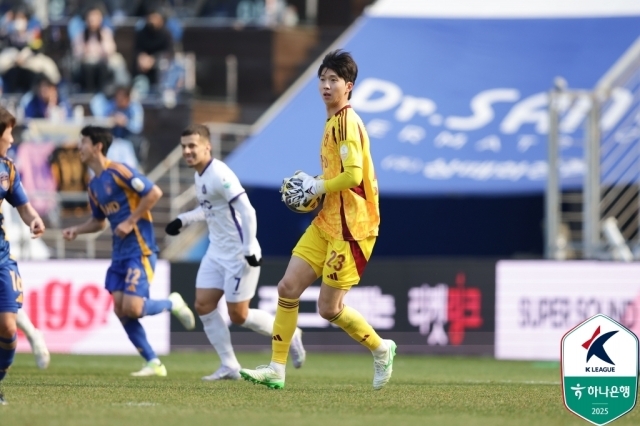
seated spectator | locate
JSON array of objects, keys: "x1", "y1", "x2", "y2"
[
  {"x1": 23, "y1": 77, "x2": 72, "y2": 120},
  {"x1": 134, "y1": 10, "x2": 173, "y2": 88},
  {"x1": 0, "y1": 4, "x2": 60, "y2": 93},
  {"x1": 72, "y1": 6, "x2": 117, "y2": 93},
  {"x1": 90, "y1": 86, "x2": 145, "y2": 167}
]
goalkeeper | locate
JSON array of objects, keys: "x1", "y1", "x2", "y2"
[{"x1": 240, "y1": 50, "x2": 396, "y2": 390}]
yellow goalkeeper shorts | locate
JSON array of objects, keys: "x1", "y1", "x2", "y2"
[{"x1": 292, "y1": 223, "x2": 376, "y2": 290}]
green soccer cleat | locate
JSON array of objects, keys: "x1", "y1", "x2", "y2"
[
  {"x1": 373, "y1": 339, "x2": 397, "y2": 390},
  {"x1": 130, "y1": 359, "x2": 168, "y2": 377},
  {"x1": 240, "y1": 365, "x2": 285, "y2": 389}
]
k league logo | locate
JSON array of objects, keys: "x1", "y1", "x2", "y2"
[
  {"x1": 583, "y1": 326, "x2": 618, "y2": 367},
  {"x1": 561, "y1": 314, "x2": 639, "y2": 426}
]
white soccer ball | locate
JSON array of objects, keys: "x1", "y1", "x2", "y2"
[{"x1": 281, "y1": 175, "x2": 322, "y2": 214}]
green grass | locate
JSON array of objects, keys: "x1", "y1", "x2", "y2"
[{"x1": 1, "y1": 352, "x2": 638, "y2": 426}]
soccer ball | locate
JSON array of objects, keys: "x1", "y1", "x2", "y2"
[{"x1": 281, "y1": 175, "x2": 322, "y2": 213}]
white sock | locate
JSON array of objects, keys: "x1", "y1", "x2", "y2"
[
  {"x1": 200, "y1": 309, "x2": 240, "y2": 369},
  {"x1": 372, "y1": 340, "x2": 389, "y2": 357},
  {"x1": 16, "y1": 309, "x2": 37, "y2": 341},
  {"x1": 269, "y1": 361, "x2": 286, "y2": 377},
  {"x1": 241, "y1": 309, "x2": 274, "y2": 337}
]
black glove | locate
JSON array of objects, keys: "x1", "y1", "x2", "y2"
[
  {"x1": 165, "y1": 218, "x2": 183, "y2": 235},
  {"x1": 245, "y1": 254, "x2": 262, "y2": 267}
]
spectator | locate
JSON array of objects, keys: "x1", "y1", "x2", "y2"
[
  {"x1": 72, "y1": 6, "x2": 117, "y2": 93},
  {"x1": 90, "y1": 86, "x2": 145, "y2": 167},
  {"x1": 0, "y1": 4, "x2": 60, "y2": 93},
  {"x1": 23, "y1": 77, "x2": 71, "y2": 120},
  {"x1": 134, "y1": 10, "x2": 173, "y2": 88}
]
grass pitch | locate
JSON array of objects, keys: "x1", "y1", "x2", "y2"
[{"x1": 1, "y1": 352, "x2": 638, "y2": 426}]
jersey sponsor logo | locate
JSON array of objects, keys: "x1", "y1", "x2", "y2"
[
  {"x1": 100, "y1": 201, "x2": 121, "y2": 215},
  {"x1": 131, "y1": 177, "x2": 145, "y2": 192},
  {"x1": 0, "y1": 172, "x2": 9, "y2": 191},
  {"x1": 202, "y1": 184, "x2": 206, "y2": 194}
]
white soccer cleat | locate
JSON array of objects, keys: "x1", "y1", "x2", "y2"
[
  {"x1": 373, "y1": 339, "x2": 397, "y2": 390},
  {"x1": 27, "y1": 329, "x2": 50, "y2": 370},
  {"x1": 240, "y1": 365, "x2": 285, "y2": 389},
  {"x1": 169, "y1": 292, "x2": 196, "y2": 330},
  {"x1": 202, "y1": 365, "x2": 241, "y2": 381},
  {"x1": 289, "y1": 328, "x2": 306, "y2": 369},
  {"x1": 130, "y1": 359, "x2": 167, "y2": 377}
]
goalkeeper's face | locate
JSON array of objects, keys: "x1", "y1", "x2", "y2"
[
  {"x1": 181, "y1": 134, "x2": 211, "y2": 169},
  {"x1": 318, "y1": 68, "x2": 353, "y2": 108}
]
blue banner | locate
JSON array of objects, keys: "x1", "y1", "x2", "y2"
[{"x1": 226, "y1": 16, "x2": 640, "y2": 195}]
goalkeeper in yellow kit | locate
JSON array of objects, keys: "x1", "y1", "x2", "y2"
[{"x1": 240, "y1": 50, "x2": 396, "y2": 390}]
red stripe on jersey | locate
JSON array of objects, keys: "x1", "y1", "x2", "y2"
[
  {"x1": 339, "y1": 192, "x2": 355, "y2": 241},
  {"x1": 333, "y1": 105, "x2": 351, "y2": 117},
  {"x1": 350, "y1": 183, "x2": 366, "y2": 200},
  {"x1": 341, "y1": 109, "x2": 347, "y2": 141},
  {"x1": 349, "y1": 240, "x2": 368, "y2": 277}
]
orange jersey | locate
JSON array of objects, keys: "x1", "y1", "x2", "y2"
[{"x1": 313, "y1": 105, "x2": 380, "y2": 241}]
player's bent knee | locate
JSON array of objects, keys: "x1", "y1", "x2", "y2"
[
  {"x1": 194, "y1": 299, "x2": 217, "y2": 316},
  {"x1": 228, "y1": 310, "x2": 247, "y2": 325},
  {"x1": 123, "y1": 305, "x2": 143, "y2": 319},
  {"x1": 0, "y1": 321, "x2": 17, "y2": 339},
  {"x1": 317, "y1": 304, "x2": 341, "y2": 320},
  {"x1": 277, "y1": 278, "x2": 304, "y2": 299}
]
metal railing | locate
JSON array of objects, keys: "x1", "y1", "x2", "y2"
[{"x1": 546, "y1": 36, "x2": 640, "y2": 260}]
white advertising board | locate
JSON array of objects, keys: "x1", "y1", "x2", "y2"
[
  {"x1": 496, "y1": 261, "x2": 640, "y2": 360},
  {"x1": 495, "y1": 261, "x2": 640, "y2": 361},
  {"x1": 16, "y1": 260, "x2": 170, "y2": 355}
]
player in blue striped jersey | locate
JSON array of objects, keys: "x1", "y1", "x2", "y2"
[
  {"x1": 62, "y1": 126, "x2": 195, "y2": 377},
  {"x1": 0, "y1": 107, "x2": 46, "y2": 405}
]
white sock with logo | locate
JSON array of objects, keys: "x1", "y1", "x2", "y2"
[
  {"x1": 200, "y1": 309, "x2": 240, "y2": 370},
  {"x1": 241, "y1": 309, "x2": 274, "y2": 337}
]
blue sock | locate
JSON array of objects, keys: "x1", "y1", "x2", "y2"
[
  {"x1": 120, "y1": 317, "x2": 157, "y2": 362},
  {"x1": 142, "y1": 299, "x2": 172, "y2": 316},
  {"x1": 0, "y1": 334, "x2": 17, "y2": 381}
]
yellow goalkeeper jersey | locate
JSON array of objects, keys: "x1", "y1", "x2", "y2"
[{"x1": 313, "y1": 105, "x2": 380, "y2": 241}]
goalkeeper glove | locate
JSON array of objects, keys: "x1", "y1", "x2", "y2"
[
  {"x1": 294, "y1": 170, "x2": 326, "y2": 198},
  {"x1": 165, "y1": 218, "x2": 183, "y2": 235}
]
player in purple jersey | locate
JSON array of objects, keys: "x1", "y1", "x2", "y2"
[
  {"x1": 62, "y1": 126, "x2": 195, "y2": 377},
  {"x1": 0, "y1": 107, "x2": 46, "y2": 405}
]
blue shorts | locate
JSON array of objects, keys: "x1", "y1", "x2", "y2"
[
  {"x1": 0, "y1": 260, "x2": 22, "y2": 313},
  {"x1": 105, "y1": 255, "x2": 156, "y2": 297}
]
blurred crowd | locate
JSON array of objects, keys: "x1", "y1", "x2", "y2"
[{"x1": 0, "y1": 0, "x2": 299, "y2": 222}]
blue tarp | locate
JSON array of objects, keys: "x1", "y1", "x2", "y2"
[{"x1": 226, "y1": 16, "x2": 640, "y2": 195}]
